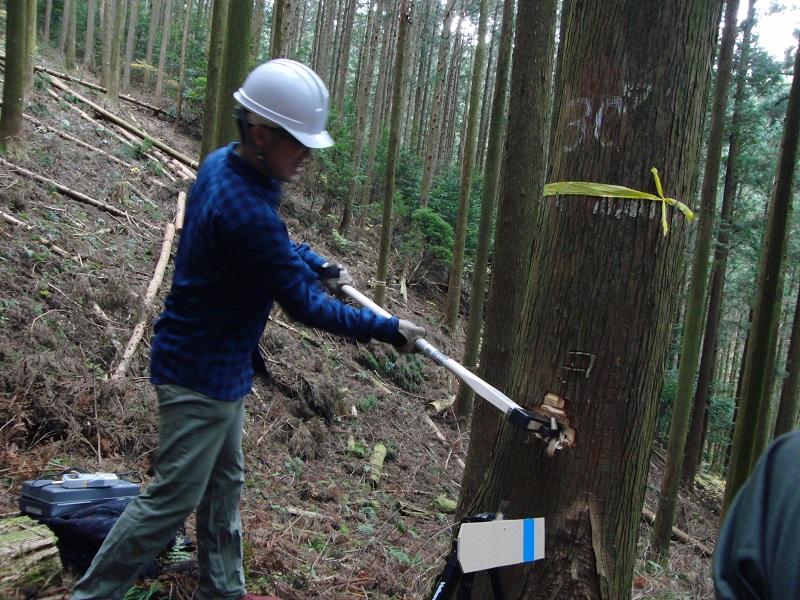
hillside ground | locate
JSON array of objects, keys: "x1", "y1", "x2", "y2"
[{"x1": 1, "y1": 52, "x2": 720, "y2": 599}]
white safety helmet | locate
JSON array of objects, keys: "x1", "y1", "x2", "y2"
[{"x1": 233, "y1": 59, "x2": 334, "y2": 149}]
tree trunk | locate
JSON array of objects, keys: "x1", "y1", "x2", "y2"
[
  {"x1": 100, "y1": 0, "x2": 113, "y2": 87},
  {"x1": 373, "y1": 0, "x2": 410, "y2": 308},
  {"x1": 774, "y1": 286, "x2": 800, "y2": 436},
  {"x1": 418, "y1": 0, "x2": 458, "y2": 207},
  {"x1": 65, "y1": 0, "x2": 77, "y2": 69},
  {"x1": 357, "y1": 4, "x2": 393, "y2": 222},
  {"x1": 650, "y1": 0, "x2": 739, "y2": 561},
  {"x1": 155, "y1": 0, "x2": 173, "y2": 101},
  {"x1": 24, "y1": 0, "x2": 37, "y2": 98},
  {"x1": 44, "y1": 0, "x2": 54, "y2": 46},
  {"x1": 144, "y1": 0, "x2": 163, "y2": 88},
  {"x1": 444, "y1": 0, "x2": 489, "y2": 338},
  {"x1": 84, "y1": 0, "x2": 97, "y2": 71},
  {"x1": 59, "y1": 0, "x2": 71, "y2": 55},
  {"x1": 682, "y1": 0, "x2": 756, "y2": 487},
  {"x1": 723, "y1": 37, "x2": 800, "y2": 515},
  {"x1": 270, "y1": 0, "x2": 286, "y2": 58},
  {"x1": 199, "y1": 0, "x2": 229, "y2": 161},
  {"x1": 476, "y1": 0, "x2": 500, "y2": 171},
  {"x1": 332, "y1": 0, "x2": 356, "y2": 114},
  {"x1": 216, "y1": 0, "x2": 252, "y2": 147},
  {"x1": 122, "y1": 0, "x2": 138, "y2": 91},
  {"x1": 107, "y1": 0, "x2": 127, "y2": 102},
  {"x1": 251, "y1": 0, "x2": 266, "y2": 61},
  {"x1": 0, "y1": 0, "x2": 27, "y2": 148},
  {"x1": 340, "y1": 0, "x2": 382, "y2": 234},
  {"x1": 174, "y1": 0, "x2": 193, "y2": 129},
  {"x1": 459, "y1": 0, "x2": 723, "y2": 596},
  {"x1": 453, "y1": 0, "x2": 514, "y2": 422}
]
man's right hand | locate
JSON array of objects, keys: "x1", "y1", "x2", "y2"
[{"x1": 393, "y1": 319, "x2": 426, "y2": 353}]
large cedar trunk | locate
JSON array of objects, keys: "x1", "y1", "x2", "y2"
[{"x1": 459, "y1": 1, "x2": 722, "y2": 597}]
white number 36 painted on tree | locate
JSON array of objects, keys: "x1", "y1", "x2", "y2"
[{"x1": 563, "y1": 86, "x2": 651, "y2": 152}]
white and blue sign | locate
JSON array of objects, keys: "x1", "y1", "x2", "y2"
[{"x1": 457, "y1": 517, "x2": 545, "y2": 573}]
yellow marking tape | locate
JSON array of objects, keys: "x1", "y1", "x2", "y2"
[{"x1": 543, "y1": 168, "x2": 694, "y2": 235}]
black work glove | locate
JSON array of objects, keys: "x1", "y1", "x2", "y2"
[
  {"x1": 319, "y1": 262, "x2": 354, "y2": 296},
  {"x1": 392, "y1": 319, "x2": 426, "y2": 353}
]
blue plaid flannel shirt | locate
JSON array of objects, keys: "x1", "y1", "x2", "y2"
[{"x1": 150, "y1": 144, "x2": 399, "y2": 400}]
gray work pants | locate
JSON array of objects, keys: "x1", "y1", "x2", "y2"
[{"x1": 71, "y1": 384, "x2": 246, "y2": 600}]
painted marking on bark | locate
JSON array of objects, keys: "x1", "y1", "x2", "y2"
[{"x1": 559, "y1": 351, "x2": 596, "y2": 381}]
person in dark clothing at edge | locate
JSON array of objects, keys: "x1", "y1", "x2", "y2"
[
  {"x1": 71, "y1": 59, "x2": 426, "y2": 600},
  {"x1": 713, "y1": 431, "x2": 800, "y2": 599}
]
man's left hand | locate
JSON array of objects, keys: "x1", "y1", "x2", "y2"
[{"x1": 320, "y1": 262, "x2": 354, "y2": 295}]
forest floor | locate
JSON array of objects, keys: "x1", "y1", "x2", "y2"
[{"x1": 0, "y1": 52, "x2": 721, "y2": 600}]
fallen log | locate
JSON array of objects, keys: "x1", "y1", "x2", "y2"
[
  {"x1": 641, "y1": 508, "x2": 714, "y2": 557},
  {"x1": 0, "y1": 516, "x2": 61, "y2": 596},
  {"x1": 111, "y1": 220, "x2": 177, "y2": 380},
  {"x1": 23, "y1": 113, "x2": 135, "y2": 170},
  {"x1": 175, "y1": 191, "x2": 187, "y2": 231},
  {"x1": 368, "y1": 442, "x2": 387, "y2": 487},
  {"x1": 0, "y1": 157, "x2": 130, "y2": 219},
  {"x1": 46, "y1": 76, "x2": 199, "y2": 170},
  {"x1": 0, "y1": 56, "x2": 169, "y2": 115}
]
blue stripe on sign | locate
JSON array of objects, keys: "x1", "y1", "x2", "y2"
[{"x1": 523, "y1": 518, "x2": 535, "y2": 562}]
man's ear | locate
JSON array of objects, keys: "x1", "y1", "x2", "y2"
[{"x1": 248, "y1": 125, "x2": 272, "y2": 151}]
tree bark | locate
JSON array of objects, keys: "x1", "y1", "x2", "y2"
[
  {"x1": 650, "y1": 0, "x2": 739, "y2": 561},
  {"x1": 251, "y1": 0, "x2": 266, "y2": 61},
  {"x1": 59, "y1": 0, "x2": 71, "y2": 55},
  {"x1": 445, "y1": 0, "x2": 489, "y2": 337},
  {"x1": 774, "y1": 286, "x2": 800, "y2": 436},
  {"x1": 723, "y1": 37, "x2": 800, "y2": 515},
  {"x1": 200, "y1": 0, "x2": 229, "y2": 161},
  {"x1": 454, "y1": 0, "x2": 514, "y2": 424},
  {"x1": 459, "y1": 0, "x2": 723, "y2": 596},
  {"x1": 332, "y1": 0, "x2": 357, "y2": 114},
  {"x1": 144, "y1": 0, "x2": 163, "y2": 88},
  {"x1": 23, "y1": 0, "x2": 36, "y2": 98},
  {"x1": 270, "y1": 0, "x2": 286, "y2": 58},
  {"x1": 44, "y1": 0, "x2": 54, "y2": 46},
  {"x1": 122, "y1": 0, "x2": 138, "y2": 91},
  {"x1": 107, "y1": 0, "x2": 127, "y2": 102},
  {"x1": 174, "y1": 0, "x2": 193, "y2": 129},
  {"x1": 373, "y1": 0, "x2": 410, "y2": 308},
  {"x1": 155, "y1": 0, "x2": 174, "y2": 101},
  {"x1": 682, "y1": 0, "x2": 756, "y2": 487},
  {"x1": 216, "y1": 0, "x2": 252, "y2": 147},
  {"x1": 84, "y1": 0, "x2": 97, "y2": 71},
  {"x1": 0, "y1": 0, "x2": 27, "y2": 147},
  {"x1": 340, "y1": 0, "x2": 382, "y2": 234},
  {"x1": 65, "y1": 0, "x2": 77, "y2": 70},
  {"x1": 418, "y1": 0, "x2": 457, "y2": 207}
]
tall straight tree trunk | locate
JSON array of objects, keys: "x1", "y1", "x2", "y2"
[
  {"x1": 84, "y1": 0, "x2": 97, "y2": 71},
  {"x1": 251, "y1": 0, "x2": 266, "y2": 61},
  {"x1": 144, "y1": 0, "x2": 163, "y2": 88},
  {"x1": 155, "y1": 0, "x2": 173, "y2": 101},
  {"x1": 332, "y1": 0, "x2": 357, "y2": 114},
  {"x1": 373, "y1": 0, "x2": 410, "y2": 308},
  {"x1": 107, "y1": 0, "x2": 127, "y2": 102},
  {"x1": 44, "y1": 0, "x2": 53, "y2": 46},
  {"x1": 444, "y1": 0, "x2": 489, "y2": 337},
  {"x1": 453, "y1": 0, "x2": 514, "y2": 422},
  {"x1": 476, "y1": 0, "x2": 500, "y2": 171},
  {"x1": 459, "y1": 0, "x2": 722, "y2": 596},
  {"x1": 65, "y1": 0, "x2": 77, "y2": 70},
  {"x1": 723, "y1": 38, "x2": 800, "y2": 515},
  {"x1": 1, "y1": 0, "x2": 27, "y2": 149},
  {"x1": 357, "y1": 4, "x2": 393, "y2": 223},
  {"x1": 418, "y1": 0, "x2": 458, "y2": 207},
  {"x1": 270, "y1": 0, "x2": 286, "y2": 58},
  {"x1": 774, "y1": 287, "x2": 800, "y2": 435},
  {"x1": 682, "y1": 0, "x2": 756, "y2": 486},
  {"x1": 24, "y1": 0, "x2": 37, "y2": 98},
  {"x1": 650, "y1": 0, "x2": 739, "y2": 561},
  {"x1": 215, "y1": 0, "x2": 252, "y2": 147},
  {"x1": 101, "y1": 0, "x2": 114, "y2": 88},
  {"x1": 174, "y1": 0, "x2": 193, "y2": 129},
  {"x1": 122, "y1": 0, "x2": 138, "y2": 91},
  {"x1": 200, "y1": 0, "x2": 229, "y2": 161},
  {"x1": 59, "y1": 0, "x2": 71, "y2": 55},
  {"x1": 340, "y1": 0, "x2": 382, "y2": 234}
]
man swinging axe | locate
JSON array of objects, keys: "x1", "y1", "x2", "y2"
[{"x1": 71, "y1": 59, "x2": 426, "y2": 600}]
